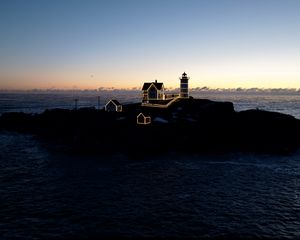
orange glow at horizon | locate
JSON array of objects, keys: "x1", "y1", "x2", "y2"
[{"x1": 1, "y1": 62, "x2": 300, "y2": 90}]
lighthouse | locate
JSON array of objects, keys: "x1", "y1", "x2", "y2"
[{"x1": 180, "y1": 72, "x2": 189, "y2": 98}]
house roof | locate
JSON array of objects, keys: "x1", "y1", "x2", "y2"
[
  {"x1": 142, "y1": 82, "x2": 164, "y2": 91},
  {"x1": 108, "y1": 99, "x2": 121, "y2": 106},
  {"x1": 137, "y1": 112, "x2": 150, "y2": 118}
]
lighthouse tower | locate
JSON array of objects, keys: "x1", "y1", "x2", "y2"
[{"x1": 179, "y1": 72, "x2": 189, "y2": 98}]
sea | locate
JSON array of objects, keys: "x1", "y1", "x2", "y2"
[{"x1": 0, "y1": 91, "x2": 300, "y2": 239}]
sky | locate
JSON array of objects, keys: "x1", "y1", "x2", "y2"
[{"x1": 0, "y1": 0, "x2": 300, "y2": 90}]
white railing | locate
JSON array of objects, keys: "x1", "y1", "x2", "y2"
[{"x1": 142, "y1": 96, "x2": 180, "y2": 108}]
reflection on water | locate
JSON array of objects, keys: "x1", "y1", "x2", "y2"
[{"x1": 0, "y1": 132, "x2": 300, "y2": 239}]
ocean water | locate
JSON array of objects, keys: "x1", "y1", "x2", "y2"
[
  {"x1": 0, "y1": 132, "x2": 299, "y2": 239},
  {"x1": 0, "y1": 90, "x2": 299, "y2": 119},
  {"x1": 0, "y1": 91, "x2": 140, "y2": 115},
  {"x1": 192, "y1": 91, "x2": 300, "y2": 119},
  {"x1": 1, "y1": 91, "x2": 300, "y2": 239}
]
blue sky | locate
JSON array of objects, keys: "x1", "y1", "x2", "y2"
[{"x1": 0, "y1": 0, "x2": 300, "y2": 89}]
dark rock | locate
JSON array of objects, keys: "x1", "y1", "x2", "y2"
[{"x1": 0, "y1": 98, "x2": 299, "y2": 155}]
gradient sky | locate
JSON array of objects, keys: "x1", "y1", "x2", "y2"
[{"x1": 1, "y1": 0, "x2": 300, "y2": 89}]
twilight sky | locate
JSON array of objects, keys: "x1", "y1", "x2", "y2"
[{"x1": 0, "y1": 0, "x2": 300, "y2": 90}]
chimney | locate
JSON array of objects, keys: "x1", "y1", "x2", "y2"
[{"x1": 155, "y1": 80, "x2": 157, "y2": 83}]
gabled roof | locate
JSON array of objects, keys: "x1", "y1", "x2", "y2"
[
  {"x1": 107, "y1": 99, "x2": 121, "y2": 106},
  {"x1": 142, "y1": 82, "x2": 164, "y2": 91},
  {"x1": 137, "y1": 112, "x2": 150, "y2": 118}
]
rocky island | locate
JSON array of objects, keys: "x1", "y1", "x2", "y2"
[
  {"x1": 1, "y1": 72, "x2": 299, "y2": 156},
  {"x1": 0, "y1": 97, "x2": 299, "y2": 156}
]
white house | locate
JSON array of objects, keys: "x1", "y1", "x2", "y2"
[
  {"x1": 137, "y1": 113, "x2": 151, "y2": 124},
  {"x1": 142, "y1": 80, "x2": 165, "y2": 103},
  {"x1": 105, "y1": 99, "x2": 122, "y2": 112}
]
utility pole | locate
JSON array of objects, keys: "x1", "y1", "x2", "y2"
[
  {"x1": 74, "y1": 98, "x2": 78, "y2": 110},
  {"x1": 97, "y1": 96, "x2": 101, "y2": 110}
]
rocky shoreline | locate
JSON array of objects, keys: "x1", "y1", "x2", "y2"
[{"x1": 1, "y1": 97, "x2": 299, "y2": 155}]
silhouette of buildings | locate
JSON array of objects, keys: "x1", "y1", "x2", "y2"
[
  {"x1": 105, "y1": 99, "x2": 122, "y2": 112},
  {"x1": 141, "y1": 72, "x2": 190, "y2": 108},
  {"x1": 104, "y1": 72, "x2": 190, "y2": 125}
]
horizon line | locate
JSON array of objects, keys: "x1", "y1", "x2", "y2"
[{"x1": 1, "y1": 87, "x2": 300, "y2": 92}]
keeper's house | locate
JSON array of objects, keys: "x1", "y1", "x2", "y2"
[
  {"x1": 105, "y1": 99, "x2": 122, "y2": 112},
  {"x1": 142, "y1": 80, "x2": 165, "y2": 103}
]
